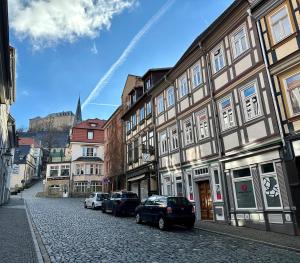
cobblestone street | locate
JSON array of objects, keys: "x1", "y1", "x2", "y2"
[{"x1": 21, "y1": 182, "x2": 300, "y2": 263}]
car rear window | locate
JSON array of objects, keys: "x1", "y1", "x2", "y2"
[
  {"x1": 122, "y1": 193, "x2": 138, "y2": 199},
  {"x1": 167, "y1": 197, "x2": 191, "y2": 206}
]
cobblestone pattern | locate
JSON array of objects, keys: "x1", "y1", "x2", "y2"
[
  {"x1": 25, "y1": 183, "x2": 300, "y2": 263},
  {"x1": 0, "y1": 198, "x2": 38, "y2": 263}
]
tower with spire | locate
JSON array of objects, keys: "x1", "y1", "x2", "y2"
[{"x1": 73, "y1": 97, "x2": 82, "y2": 126}]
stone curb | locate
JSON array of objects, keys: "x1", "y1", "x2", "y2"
[
  {"x1": 24, "y1": 200, "x2": 51, "y2": 263},
  {"x1": 194, "y1": 226, "x2": 300, "y2": 254}
]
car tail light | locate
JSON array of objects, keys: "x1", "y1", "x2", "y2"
[{"x1": 167, "y1": 207, "x2": 172, "y2": 214}]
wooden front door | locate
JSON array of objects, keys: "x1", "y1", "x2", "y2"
[{"x1": 198, "y1": 180, "x2": 213, "y2": 220}]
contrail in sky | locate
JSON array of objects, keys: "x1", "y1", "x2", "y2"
[
  {"x1": 88, "y1": 102, "x2": 119, "y2": 107},
  {"x1": 82, "y1": 0, "x2": 175, "y2": 109}
]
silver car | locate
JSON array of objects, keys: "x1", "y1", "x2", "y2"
[{"x1": 84, "y1": 192, "x2": 110, "y2": 210}]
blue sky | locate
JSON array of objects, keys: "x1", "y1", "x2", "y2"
[{"x1": 9, "y1": 0, "x2": 233, "y2": 129}]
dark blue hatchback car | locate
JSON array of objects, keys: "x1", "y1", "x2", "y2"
[{"x1": 135, "y1": 195, "x2": 195, "y2": 230}]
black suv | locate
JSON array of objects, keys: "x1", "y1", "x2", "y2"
[
  {"x1": 135, "y1": 195, "x2": 195, "y2": 230},
  {"x1": 102, "y1": 191, "x2": 140, "y2": 216}
]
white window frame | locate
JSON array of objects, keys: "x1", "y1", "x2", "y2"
[
  {"x1": 156, "y1": 94, "x2": 164, "y2": 115},
  {"x1": 231, "y1": 24, "x2": 249, "y2": 59},
  {"x1": 211, "y1": 44, "x2": 226, "y2": 74},
  {"x1": 218, "y1": 95, "x2": 236, "y2": 131},
  {"x1": 183, "y1": 118, "x2": 194, "y2": 146},
  {"x1": 259, "y1": 162, "x2": 283, "y2": 210},
  {"x1": 50, "y1": 166, "x2": 59, "y2": 177},
  {"x1": 146, "y1": 101, "x2": 152, "y2": 116},
  {"x1": 160, "y1": 131, "x2": 168, "y2": 155},
  {"x1": 231, "y1": 167, "x2": 258, "y2": 211},
  {"x1": 185, "y1": 170, "x2": 194, "y2": 202},
  {"x1": 87, "y1": 131, "x2": 94, "y2": 140},
  {"x1": 269, "y1": 5, "x2": 293, "y2": 45},
  {"x1": 240, "y1": 81, "x2": 262, "y2": 122},
  {"x1": 166, "y1": 86, "x2": 175, "y2": 107},
  {"x1": 174, "y1": 174, "x2": 184, "y2": 197},
  {"x1": 211, "y1": 167, "x2": 223, "y2": 202},
  {"x1": 191, "y1": 62, "x2": 202, "y2": 89},
  {"x1": 195, "y1": 109, "x2": 209, "y2": 140},
  {"x1": 60, "y1": 165, "x2": 70, "y2": 176},
  {"x1": 178, "y1": 74, "x2": 189, "y2": 98},
  {"x1": 169, "y1": 125, "x2": 179, "y2": 151},
  {"x1": 161, "y1": 173, "x2": 172, "y2": 196}
]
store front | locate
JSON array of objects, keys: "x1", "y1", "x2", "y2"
[{"x1": 224, "y1": 150, "x2": 297, "y2": 235}]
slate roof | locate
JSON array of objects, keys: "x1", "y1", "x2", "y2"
[
  {"x1": 73, "y1": 157, "x2": 103, "y2": 162},
  {"x1": 14, "y1": 145, "x2": 31, "y2": 164}
]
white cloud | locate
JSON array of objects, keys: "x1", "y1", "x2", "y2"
[
  {"x1": 21, "y1": 90, "x2": 29, "y2": 96},
  {"x1": 8, "y1": 0, "x2": 136, "y2": 49},
  {"x1": 90, "y1": 42, "x2": 98, "y2": 55},
  {"x1": 82, "y1": 0, "x2": 175, "y2": 109}
]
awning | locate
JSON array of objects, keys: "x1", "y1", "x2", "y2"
[{"x1": 127, "y1": 175, "x2": 146, "y2": 182}]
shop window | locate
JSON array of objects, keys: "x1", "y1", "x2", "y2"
[
  {"x1": 219, "y1": 96, "x2": 235, "y2": 131},
  {"x1": 232, "y1": 168, "x2": 257, "y2": 209},
  {"x1": 240, "y1": 82, "x2": 262, "y2": 121},
  {"x1": 281, "y1": 71, "x2": 300, "y2": 118},
  {"x1": 195, "y1": 109, "x2": 209, "y2": 140},
  {"x1": 231, "y1": 25, "x2": 249, "y2": 58},
  {"x1": 260, "y1": 163, "x2": 282, "y2": 209},
  {"x1": 183, "y1": 118, "x2": 194, "y2": 145},
  {"x1": 268, "y1": 5, "x2": 293, "y2": 44},
  {"x1": 169, "y1": 126, "x2": 179, "y2": 151},
  {"x1": 212, "y1": 44, "x2": 225, "y2": 73}
]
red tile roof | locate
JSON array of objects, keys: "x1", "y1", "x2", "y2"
[
  {"x1": 73, "y1": 119, "x2": 106, "y2": 129},
  {"x1": 18, "y1": 137, "x2": 40, "y2": 147}
]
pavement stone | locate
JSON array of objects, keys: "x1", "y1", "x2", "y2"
[{"x1": 21, "y1": 182, "x2": 300, "y2": 263}]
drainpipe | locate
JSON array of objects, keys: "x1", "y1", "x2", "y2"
[
  {"x1": 255, "y1": 20, "x2": 286, "y2": 148},
  {"x1": 204, "y1": 43, "x2": 231, "y2": 224}
]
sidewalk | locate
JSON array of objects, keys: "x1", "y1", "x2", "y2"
[
  {"x1": 194, "y1": 221, "x2": 300, "y2": 252},
  {"x1": 0, "y1": 197, "x2": 39, "y2": 263}
]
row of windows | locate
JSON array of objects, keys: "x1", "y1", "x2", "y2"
[
  {"x1": 126, "y1": 101, "x2": 152, "y2": 133},
  {"x1": 75, "y1": 164, "x2": 103, "y2": 175},
  {"x1": 49, "y1": 165, "x2": 70, "y2": 177}
]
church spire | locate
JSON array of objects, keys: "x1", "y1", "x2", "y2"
[{"x1": 73, "y1": 97, "x2": 82, "y2": 126}]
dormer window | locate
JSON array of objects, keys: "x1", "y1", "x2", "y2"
[
  {"x1": 132, "y1": 92, "x2": 137, "y2": 105},
  {"x1": 90, "y1": 123, "x2": 97, "y2": 127},
  {"x1": 87, "y1": 131, "x2": 94, "y2": 140}
]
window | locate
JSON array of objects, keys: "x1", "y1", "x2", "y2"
[
  {"x1": 185, "y1": 171, "x2": 194, "y2": 201},
  {"x1": 157, "y1": 94, "x2": 164, "y2": 114},
  {"x1": 146, "y1": 101, "x2": 152, "y2": 116},
  {"x1": 167, "y1": 86, "x2": 175, "y2": 107},
  {"x1": 232, "y1": 168, "x2": 256, "y2": 209},
  {"x1": 194, "y1": 167, "x2": 209, "y2": 176},
  {"x1": 132, "y1": 113, "x2": 137, "y2": 128},
  {"x1": 83, "y1": 147, "x2": 96, "y2": 157},
  {"x1": 231, "y1": 26, "x2": 249, "y2": 58},
  {"x1": 74, "y1": 182, "x2": 88, "y2": 193},
  {"x1": 139, "y1": 106, "x2": 145, "y2": 122},
  {"x1": 90, "y1": 123, "x2": 97, "y2": 127},
  {"x1": 269, "y1": 5, "x2": 293, "y2": 44},
  {"x1": 132, "y1": 92, "x2": 137, "y2": 104},
  {"x1": 212, "y1": 45, "x2": 225, "y2": 73},
  {"x1": 169, "y1": 126, "x2": 179, "y2": 151},
  {"x1": 128, "y1": 143, "x2": 133, "y2": 164},
  {"x1": 212, "y1": 169, "x2": 222, "y2": 201},
  {"x1": 162, "y1": 175, "x2": 172, "y2": 196},
  {"x1": 87, "y1": 131, "x2": 94, "y2": 140},
  {"x1": 282, "y1": 71, "x2": 300, "y2": 117},
  {"x1": 240, "y1": 83, "x2": 261, "y2": 121},
  {"x1": 196, "y1": 109, "x2": 209, "y2": 140},
  {"x1": 148, "y1": 131, "x2": 154, "y2": 154},
  {"x1": 191, "y1": 63, "x2": 202, "y2": 88},
  {"x1": 219, "y1": 96, "x2": 235, "y2": 131},
  {"x1": 145, "y1": 79, "x2": 151, "y2": 90},
  {"x1": 50, "y1": 166, "x2": 59, "y2": 177},
  {"x1": 179, "y1": 75, "x2": 189, "y2": 98},
  {"x1": 160, "y1": 131, "x2": 168, "y2": 155},
  {"x1": 134, "y1": 139, "x2": 139, "y2": 163},
  {"x1": 260, "y1": 163, "x2": 282, "y2": 209},
  {"x1": 60, "y1": 165, "x2": 70, "y2": 176},
  {"x1": 76, "y1": 164, "x2": 84, "y2": 175},
  {"x1": 126, "y1": 120, "x2": 131, "y2": 133},
  {"x1": 175, "y1": 175, "x2": 183, "y2": 197},
  {"x1": 142, "y1": 134, "x2": 147, "y2": 153},
  {"x1": 183, "y1": 118, "x2": 194, "y2": 145}
]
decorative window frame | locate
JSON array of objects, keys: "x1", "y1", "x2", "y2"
[
  {"x1": 266, "y1": 2, "x2": 295, "y2": 46},
  {"x1": 178, "y1": 73, "x2": 189, "y2": 99},
  {"x1": 218, "y1": 95, "x2": 236, "y2": 131},
  {"x1": 183, "y1": 117, "x2": 194, "y2": 146},
  {"x1": 279, "y1": 68, "x2": 300, "y2": 119},
  {"x1": 166, "y1": 86, "x2": 175, "y2": 107},
  {"x1": 259, "y1": 161, "x2": 283, "y2": 210},
  {"x1": 239, "y1": 80, "x2": 263, "y2": 122},
  {"x1": 195, "y1": 109, "x2": 210, "y2": 141},
  {"x1": 169, "y1": 125, "x2": 179, "y2": 151},
  {"x1": 211, "y1": 43, "x2": 226, "y2": 74},
  {"x1": 231, "y1": 166, "x2": 258, "y2": 211},
  {"x1": 190, "y1": 61, "x2": 202, "y2": 89},
  {"x1": 230, "y1": 23, "x2": 250, "y2": 59}
]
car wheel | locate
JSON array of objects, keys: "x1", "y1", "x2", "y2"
[
  {"x1": 84, "y1": 202, "x2": 87, "y2": 209},
  {"x1": 135, "y1": 213, "x2": 142, "y2": 224},
  {"x1": 92, "y1": 203, "x2": 95, "y2": 210},
  {"x1": 158, "y1": 217, "x2": 167, "y2": 231},
  {"x1": 185, "y1": 222, "x2": 194, "y2": 229},
  {"x1": 102, "y1": 205, "x2": 106, "y2": 213},
  {"x1": 113, "y1": 207, "x2": 119, "y2": 217}
]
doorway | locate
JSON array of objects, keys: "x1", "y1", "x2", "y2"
[{"x1": 198, "y1": 180, "x2": 213, "y2": 220}]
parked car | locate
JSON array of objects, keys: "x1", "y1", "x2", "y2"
[
  {"x1": 135, "y1": 195, "x2": 195, "y2": 230},
  {"x1": 84, "y1": 192, "x2": 110, "y2": 210},
  {"x1": 102, "y1": 191, "x2": 140, "y2": 216}
]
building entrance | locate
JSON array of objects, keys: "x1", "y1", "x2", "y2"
[{"x1": 198, "y1": 180, "x2": 213, "y2": 220}]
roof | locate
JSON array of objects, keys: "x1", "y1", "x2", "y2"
[
  {"x1": 14, "y1": 145, "x2": 31, "y2": 164},
  {"x1": 141, "y1": 67, "x2": 172, "y2": 79},
  {"x1": 19, "y1": 137, "x2": 41, "y2": 147},
  {"x1": 73, "y1": 119, "x2": 106, "y2": 129},
  {"x1": 73, "y1": 157, "x2": 103, "y2": 162}
]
